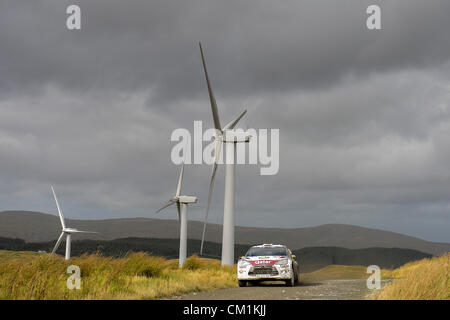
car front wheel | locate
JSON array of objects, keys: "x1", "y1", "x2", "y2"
[
  {"x1": 294, "y1": 269, "x2": 299, "y2": 284},
  {"x1": 285, "y1": 275, "x2": 295, "y2": 287},
  {"x1": 294, "y1": 273, "x2": 299, "y2": 284},
  {"x1": 238, "y1": 280, "x2": 247, "y2": 287}
]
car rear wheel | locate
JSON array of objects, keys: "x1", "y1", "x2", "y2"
[{"x1": 238, "y1": 280, "x2": 247, "y2": 287}]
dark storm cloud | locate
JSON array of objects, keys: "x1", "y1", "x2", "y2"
[
  {"x1": 1, "y1": 0, "x2": 450, "y2": 100},
  {"x1": 0, "y1": 0, "x2": 450, "y2": 242}
]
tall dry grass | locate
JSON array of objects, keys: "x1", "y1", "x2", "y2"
[
  {"x1": 0, "y1": 251, "x2": 237, "y2": 300},
  {"x1": 372, "y1": 254, "x2": 449, "y2": 300}
]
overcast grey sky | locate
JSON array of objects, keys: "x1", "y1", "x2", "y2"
[{"x1": 1, "y1": 0, "x2": 449, "y2": 242}]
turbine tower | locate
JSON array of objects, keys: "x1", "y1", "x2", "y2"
[
  {"x1": 51, "y1": 186, "x2": 97, "y2": 260},
  {"x1": 156, "y1": 162, "x2": 198, "y2": 267},
  {"x1": 198, "y1": 42, "x2": 250, "y2": 266}
]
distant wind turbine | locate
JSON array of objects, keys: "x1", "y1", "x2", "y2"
[
  {"x1": 156, "y1": 162, "x2": 198, "y2": 267},
  {"x1": 50, "y1": 186, "x2": 98, "y2": 260},
  {"x1": 198, "y1": 42, "x2": 250, "y2": 266}
]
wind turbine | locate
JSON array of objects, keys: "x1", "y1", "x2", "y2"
[
  {"x1": 50, "y1": 186, "x2": 97, "y2": 260},
  {"x1": 156, "y1": 162, "x2": 198, "y2": 267},
  {"x1": 198, "y1": 42, "x2": 250, "y2": 266}
]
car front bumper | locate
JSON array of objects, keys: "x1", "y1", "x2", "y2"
[{"x1": 237, "y1": 265, "x2": 293, "y2": 281}]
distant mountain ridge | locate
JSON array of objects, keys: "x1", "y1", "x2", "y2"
[{"x1": 1, "y1": 210, "x2": 449, "y2": 255}]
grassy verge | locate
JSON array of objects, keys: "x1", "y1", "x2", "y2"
[
  {"x1": 0, "y1": 250, "x2": 237, "y2": 299},
  {"x1": 301, "y1": 265, "x2": 397, "y2": 282},
  {"x1": 372, "y1": 254, "x2": 449, "y2": 300},
  {"x1": 301, "y1": 265, "x2": 370, "y2": 282}
]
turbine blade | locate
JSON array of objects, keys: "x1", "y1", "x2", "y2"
[
  {"x1": 51, "y1": 186, "x2": 66, "y2": 230},
  {"x1": 176, "y1": 201, "x2": 181, "y2": 223},
  {"x1": 200, "y1": 144, "x2": 221, "y2": 255},
  {"x1": 176, "y1": 162, "x2": 184, "y2": 197},
  {"x1": 222, "y1": 109, "x2": 247, "y2": 131},
  {"x1": 156, "y1": 199, "x2": 176, "y2": 213},
  {"x1": 199, "y1": 42, "x2": 222, "y2": 131},
  {"x1": 51, "y1": 232, "x2": 65, "y2": 255},
  {"x1": 212, "y1": 139, "x2": 222, "y2": 166},
  {"x1": 70, "y1": 230, "x2": 98, "y2": 234}
]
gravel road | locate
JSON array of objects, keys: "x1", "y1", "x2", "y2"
[{"x1": 169, "y1": 279, "x2": 390, "y2": 300}]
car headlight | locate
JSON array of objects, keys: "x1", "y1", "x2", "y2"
[
  {"x1": 274, "y1": 259, "x2": 289, "y2": 267},
  {"x1": 238, "y1": 260, "x2": 251, "y2": 268}
]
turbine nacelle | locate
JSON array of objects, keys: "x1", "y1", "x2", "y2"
[
  {"x1": 222, "y1": 130, "x2": 251, "y2": 143},
  {"x1": 63, "y1": 228, "x2": 80, "y2": 234},
  {"x1": 62, "y1": 227, "x2": 97, "y2": 234},
  {"x1": 177, "y1": 195, "x2": 198, "y2": 204}
]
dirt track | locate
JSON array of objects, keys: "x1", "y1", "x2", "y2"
[{"x1": 170, "y1": 279, "x2": 389, "y2": 300}]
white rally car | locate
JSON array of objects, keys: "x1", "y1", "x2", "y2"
[{"x1": 237, "y1": 244, "x2": 299, "y2": 287}]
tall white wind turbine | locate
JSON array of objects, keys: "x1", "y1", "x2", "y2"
[
  {"x1": 156, "y1": 162, "x2": 198, "y2": 267},
  {"x1": 198, "y1": 42, "x2": 250, "y2": 266},
  {"x1": 51, "y1": 186, "x2": 98, "y2": 260}
]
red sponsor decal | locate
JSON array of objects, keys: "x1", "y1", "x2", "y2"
[{"x1": 250, "y1": 259, "x2": 278, "y2": 266}]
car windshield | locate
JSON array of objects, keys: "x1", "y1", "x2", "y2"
[{"x1": 245, "y1": 247, "x2": 287, "y2": 257}]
